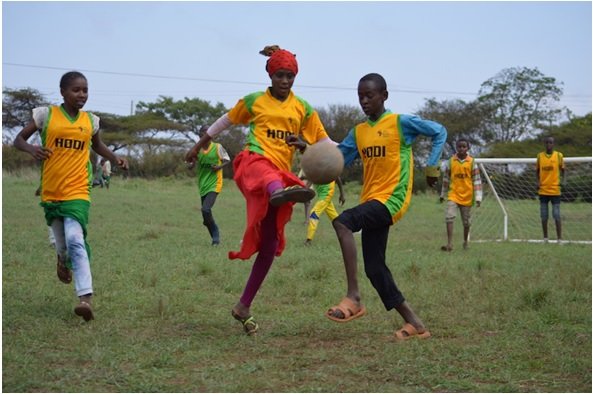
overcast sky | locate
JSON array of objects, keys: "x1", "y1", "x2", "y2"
[{"x1": 2, "y1": 1, "x2": 591, "y2": 118}]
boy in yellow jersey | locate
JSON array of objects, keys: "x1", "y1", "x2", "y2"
[
  {"x1": 187, "y1": 125, "x2": 230, "y2": 245},
  {"x1": 439, "y1": 138, "x2": 482, "y2": 251},
  {"x1": 304, "y1": 178, "x2": 345, "y2": 246},
  {"x1": 185, "y1": 46, "x2": 330, "y2": 335},
  {"x1": 14, "y1": 71, "x2": 128, "y2": 322},
  {"x1": 536, "y1": 136, "x2": 565, "y2": 242},
  {"x1": 325, "y1": 73, "x2": 447, "y2": 340}
]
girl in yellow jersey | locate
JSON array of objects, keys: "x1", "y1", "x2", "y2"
[
  {"x1": 325, "y1": 73, "x2": 447, "y2": 340},
  {"x1": 185, "y1": 46, "x2": 331, "y2": 335},
  {"x1": 536, "y1": 136, "x2": 565, "y2": 242},
  {"x1": 14, "y1": 71, "x2": 128, "y2": 322},
  {"x1": 439, "y1": 138, "x2": 482, "y2": 251}
]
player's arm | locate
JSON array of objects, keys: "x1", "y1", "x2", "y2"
[
  {"x1": 336, "y1": 128, "x2": 359, "y2": 167},
  {"x1": 400, "y1": 114, "x2": 447, "y2": 187},
  {"x1": 14, "y1": 121, "x2": 53, "y2": 160},
  {"x1": 439, "y1": 160, "x2": 449, "y2": 203},
  {"x1": 186, "y1": 114, "x2": 233, "y2": 163},
  {"x1": 92, "y1": 133, "x2": 128, "y2": 170},
  {"x1": 336, "y1": 177, "x2": 346, "y2": 206},
  {"x1": 472, "y1": 161, "x2": 482, "y2": 207}
]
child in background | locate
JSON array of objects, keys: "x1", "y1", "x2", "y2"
[
  {"x1": 187, "y1": 124, "x2": 231, "y2": 245},
  {"x1": 100, "y1": 158, "x2": 112, "y2": 189},
  {"x1": 439, "y1": 138, "x2": 482, "y2": 251},
  {"x1": 536, "y1": 136, "x2": 565, "y2": 242},
  {"x1": 14, "y1": 71, "x2": 128, "y2": 322},
  {"x1": 326, "y1": 73, "x2": 446, "y2": 340},
  {"x1": 304, "y1": 178, "x2": 345, "y2": 246},
  {"x1": 185, "y1": 46, "x2": 332, "y2": 335}
]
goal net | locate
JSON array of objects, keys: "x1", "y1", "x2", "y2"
[{"x1": 470, "y1": 157, "x2": 592, "y2": 244}]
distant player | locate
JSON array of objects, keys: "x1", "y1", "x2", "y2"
[
  {"x1": 439, "y1": 138, "x2": 482, "y2": 251},
  {"x1": 536, "y1": 136, "x2": 565, "y2": 242},
  {"x1": 187, "y1": 124, "x2": 230, "y2": 245}
]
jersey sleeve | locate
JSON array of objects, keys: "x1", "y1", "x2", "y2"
[
  {"x1": 301, "y1": 110, "x2": 329, "y2": 144},
  {"x1": 88, "y1": 113, "x2": 100, "y2": 135},
  {"x1": 32, "y1": 107, "x2": 50, "y2": 129},
  {"x1": 217, "y1": 144, "x2": 230, "y2": 161},
  {"x1": 226, "y1": 98, "x2": 251, "y2": 125},
  {"x1": 337, "y1": 128, "x2": 359, "y2": 167}
]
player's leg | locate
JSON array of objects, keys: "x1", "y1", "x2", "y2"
[
  {"x1": 461, "y1": 206, "x2": 471, "y2": 250},
  {"x1": 540, "y1": 195, "x2": 550, "y2": 241},
  {"x1": 305, "y1": 199, "x2": 328, "y2": 245},
  {"x1": 442, "y1": 201, "x2": 456, "y2": 251},
  {"x1": 63, "y1": 217, "x2": 93, "y2": 321},
  {"x1": 552, "y1": 197, "x2": 562, "y2": 240},
  {"x1": 201, "y1": 192, "x2": 220, "y2": 245},
  {"x1": 232, "y1": 205, "x2": 278, "y2": 331}
]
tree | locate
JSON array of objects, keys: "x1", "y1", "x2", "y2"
[
  {"x1": 484, "y1": 113, "x2": 592, "y2": 158},
  {"x1": 2, "y1": 87, "x2": 51, "y2": 144},
  {"x1": 316, "y1": 104, "x2": 365, "y2": 143},
  {"x1": 477, "y1": 67, "x2": 564, "y2": 142},
  {"x1": 135, "y1": 96, "x2": 227, "y2": 143},
  {"x1": 416, "y1": 98, "x2": 491, "y2": 158}
]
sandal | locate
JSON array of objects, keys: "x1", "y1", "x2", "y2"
[
  {"x1": 56, "y1": 255, "x2": 72, "y2": 284},
  {"x1": 325, "y1": 297, "x2": 366, "y2": 323},
  {"x1": 394, "y1": 323, "x2": 431, "y2": 340},
  {"x1": 232, "y1": 310, "x2": 259, "y2": 335},
  {"x1": 269, "y1": 186, "x2": 315, "y2": 207}
]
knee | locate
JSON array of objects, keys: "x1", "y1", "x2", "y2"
[{"x1": 552, "y1": 205, "x2": 561, "y2": 221}]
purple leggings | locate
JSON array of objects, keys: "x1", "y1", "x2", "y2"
[{"x1": 239, "y1": 185, "x2": 280, "y2": 307}]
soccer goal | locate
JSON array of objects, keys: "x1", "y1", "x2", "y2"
[{"x1": 470, "y1": 157, "x2": 592, "y2": 244}]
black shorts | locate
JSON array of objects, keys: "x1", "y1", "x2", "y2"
[
  {"x1": 539, "y1": 195, "x2": 561, "y2": 204},
  {"x1": 335, "y1": 199, "x2": 392, "y2": 232}
]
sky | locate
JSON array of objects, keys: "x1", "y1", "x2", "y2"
[{"x1": 2, "y1": 1, "x2": 592, "y2": 119}]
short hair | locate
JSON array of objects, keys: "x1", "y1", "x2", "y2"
[
  {"x1": 456, "y1": 137, "x2": 470, "y2": 147},
  {"x1": 359, "y1": 73, "x2": 387, "y2": 92},
  {"x1": 60, "y1": 71, "x2": 86, "y2": 89}
]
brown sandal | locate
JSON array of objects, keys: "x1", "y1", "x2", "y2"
[{"x1": 56, "y1": 256, "x2": 72, "y2": 284}]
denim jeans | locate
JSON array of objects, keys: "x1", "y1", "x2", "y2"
[{"x1": 51, "y1": 217, "x2": 92, "y2": 296}]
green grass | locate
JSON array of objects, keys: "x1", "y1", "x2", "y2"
[{"x1": 3, "y1": 173, "x2": 591, "y2": 392}]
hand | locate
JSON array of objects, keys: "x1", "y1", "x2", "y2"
[
  {"x1": 115, "y1": 157, "x2": 129, "y2": 171},
  {"x1": 186, "y1": 161, "x2": 196, "y2": 170},
  {"x1": 30, "y1": 146, "x2": 53, "y2": 161},
  {"x1": 285, "y1": 135, "x2": 306, "y2": 153},
  {"x1": 184, "y1": 147, "x2": 198, "y2": 163},
  {"x1": 426, "y1": 176, "x2": 438, "y2": 188},
  {"x1": 339, "y1": 194, "x2": 346, "y2": 206}
]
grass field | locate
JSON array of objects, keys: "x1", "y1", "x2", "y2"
[{"x1": 2, "y1": 172, "x2": 591, "y2": 392}]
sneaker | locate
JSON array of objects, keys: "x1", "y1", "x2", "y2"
[
  {"x1": 74, "y1": 300, "x2": 94, "y2": 322},
  {"x1": 56, "y1": 255, "x2": 72, "y2": 284},
  {"x1": 75, "y1": 295, "x2": 94, "y2": 321},
  {"x1": 269, "y1": 186, "x2": 315, "y2": 207}
]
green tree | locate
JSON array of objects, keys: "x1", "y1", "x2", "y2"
[
  {"x1": 477, "y1": 67, "x2": 564, "y2": 142},
  {"x1": 416, "y1": 98, "x2": 491, "y2": 157},
  {"x1": 2, "y1": 87, "x2": 51, "y2": 144},
  {"x1": 484, "y1": 113, "x2": 592, "y2": 158},
  {"x1": 135, "y1": 96, "x2": 227, "y2": 143},
  {"x1": 316, "y1": 104, "x2": 365, "y2": 142}
]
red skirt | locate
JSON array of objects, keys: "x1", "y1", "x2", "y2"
[{"x1": 229, "y1": 151, "x2": 305, "y2": 260}]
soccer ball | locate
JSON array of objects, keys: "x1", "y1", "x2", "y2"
[{"x1": 300, "y1": 142, "x2": 344, "y2": 184}]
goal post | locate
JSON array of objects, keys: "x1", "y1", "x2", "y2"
[{"x1": 470, "y1": 157, "x2": 592, "y2": 244}]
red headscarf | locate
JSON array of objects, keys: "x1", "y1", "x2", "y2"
[{"x1": 265, "y1": 49, "x2": 298, "y2": 77}]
